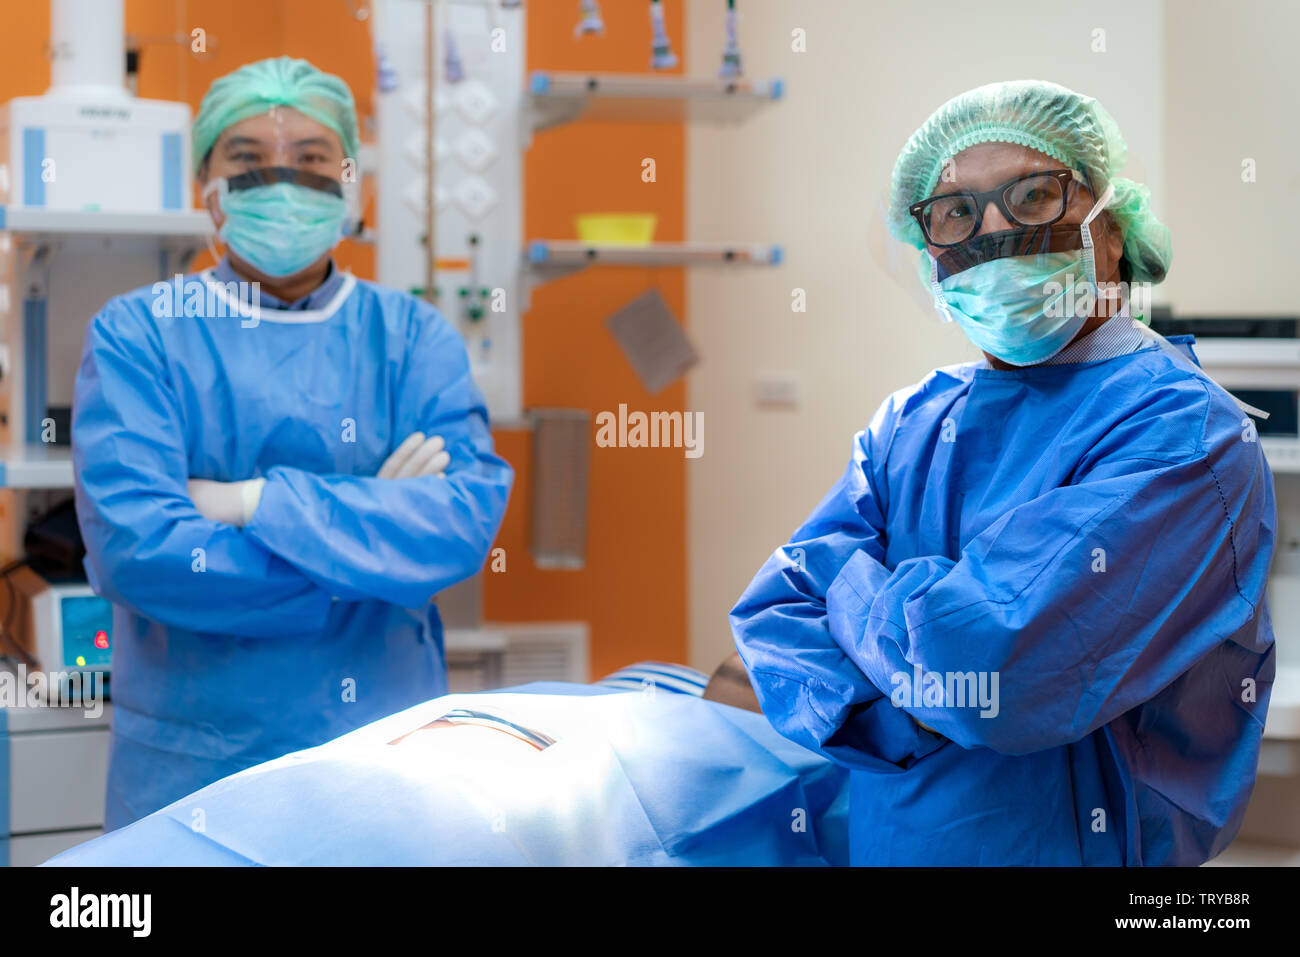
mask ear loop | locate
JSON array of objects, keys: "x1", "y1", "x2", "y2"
[
  {"x1": 1081, "y1": 184, "x2": 1128, "y2": 318},
  {"x1": 1077, "y1": 182, "x2": 1115, "y2": 318},
  {"x1": 928, "y1": 252, "x2": 954, "y2": 323},
  {"x1": 341, "y1": 173, "x2": 364, "y2": 238},
  {"x1": 201, "y1": 177, "x2": 230, "y2": 266}
]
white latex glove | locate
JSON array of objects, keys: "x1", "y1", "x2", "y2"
[
  {"x1": 188, "y1": 477, "x2": 266, "y2": 526},
  {"x1": 377, "y1": 432, "x2": 450, "y2": 479},
  {"x1": 914, "y1": 716, "x2": 944, "y2": 737}
]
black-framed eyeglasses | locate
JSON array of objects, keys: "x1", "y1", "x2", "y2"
[{"x1": 909, "y1": 169, "x2": 1085, "y2": 247}]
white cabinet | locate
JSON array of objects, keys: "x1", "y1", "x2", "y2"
[{"x1": 0, "y1": 703, "x2": 111, "y2": 866}]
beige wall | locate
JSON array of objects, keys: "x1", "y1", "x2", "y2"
[
  {"x1": 1162, "y1": 0, "x2": 1297, "y2": 313},
  {"x1": 684, "y1": 0, "x2": 1168, "y2": 669}
]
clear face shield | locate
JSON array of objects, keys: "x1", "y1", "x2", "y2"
[
  {"x1": 199, "y1": 105, "x2": 362, "y2": 277},
  {"x1": 204, "y1": 165, "x2": 345, "y2": 201},
  {"x1": 868, "y1": 170, "x2": 1123, "y2": 369},
  {"x1": 870, "y1": 148, "x2": 1267, "y2": 420},
  {"x1": 872, "y1": 156, "x2": 1137, "y2": 320}
]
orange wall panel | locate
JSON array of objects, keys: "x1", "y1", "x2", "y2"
[
  {"x1": 0, "y1": 0, "x2": 691, "y2": 679},
  {"x1": 494, "y1": 0, "x2": 689, "y2": 677}
]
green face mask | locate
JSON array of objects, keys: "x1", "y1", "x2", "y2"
[
  {"x1": 205, "y1": 173, "x2": 347, "y2": 278},
  {"x1": 928, "y1": 183, "x2": 1115, "y2": 366}
]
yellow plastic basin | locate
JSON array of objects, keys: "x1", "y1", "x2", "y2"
[{"x1": 574, "y1": 213, "x2": 658, "y2": 246}]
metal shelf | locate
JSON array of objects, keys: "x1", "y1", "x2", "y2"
[
  {"x1": 526, "y1": 239, "x2": 781, "y2": 284},
  {"x1": 0, "y1": 444, "x2": 73, "y2": 489},
  {"x1": 1190, "y1": 339, "x2": 1300, "y2": 366},
  {"x1": 529, "y1": 71, "x2": 784, "y2": 132},
  {"x1": 1264, "y1": 665, "x2": 1300, "y2": 740},
  {"x1": 521, "y1": 240, "x2": 782, "y2": 309},
  {"x1": 443, "y1": 627, "x2": 509, "y2": 653},
  {"x1": 0, "y1": 206, "x2": 212, "y2": 241},
  {"x1": 1262, "y1": 440, "x2": 1300, "y2": 474}
]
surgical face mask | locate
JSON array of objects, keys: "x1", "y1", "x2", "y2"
[
  {"x1": 203, "y1": 167, "x2": 348, "y2": 278},
  {"x1": 928, "y1": 182, "x2": 1116, "y2": 366}
]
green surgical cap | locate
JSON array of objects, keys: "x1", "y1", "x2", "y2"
[
  {"x1": 192, "y1": 56, "x2": 359, "y2": 173},
  {"x1": 888, "y1": 79, "x2": 1171, "y2": 285}
]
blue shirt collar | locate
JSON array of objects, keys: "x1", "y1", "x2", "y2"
[{"x1": 210, "y1": 256, "x2": 346, "y2": 312}]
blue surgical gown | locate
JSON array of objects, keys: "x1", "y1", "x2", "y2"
[
  {"x1": 730, "y1": 338, "x2": 1276, "y2": 865},
  {"x1": 72, "y1": 273, "x2": 513, "y2": 830}
]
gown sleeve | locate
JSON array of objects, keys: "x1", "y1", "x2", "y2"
[
  {"x1": 73, "y1": 300, "x2": 336, "y2": 638},
  {"x1": 730, "y1": 394, "x2": 948, "y2": 772},
  {"x1": 823, "y1": 377, "x2": 1274, "y2": 756},
  {"x1": 242, "y1": 308, "x2": 513, "y2": 609}
]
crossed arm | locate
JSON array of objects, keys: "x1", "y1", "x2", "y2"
[
  {"x1": 732, "y1": 390, "x2": 1264, "y2": 770},
  {"x1": 73, "y1": 303, "x2": 513, "y2": 636}
]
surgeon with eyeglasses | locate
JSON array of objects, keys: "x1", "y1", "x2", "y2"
[
  {"x1": 72, "y1": 57, "x2": 513, "y2": 829},
  {"x1": 731, "y1": 80, "x2": 1276, "y2": 865}
]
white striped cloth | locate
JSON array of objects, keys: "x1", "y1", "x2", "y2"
[
  {"x1": 1043, "y1": 303, "x2": 1148, "y2": 365},
  {"x1": 597, "y1": 661, "x2": 710, "y2": 697}
]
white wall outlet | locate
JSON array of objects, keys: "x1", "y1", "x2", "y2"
[{"x1": 753, "y1": 373, "x2": 801, "y2": 409}]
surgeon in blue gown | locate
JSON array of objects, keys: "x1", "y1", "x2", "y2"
[
  {"x1": 730, "y1": 80, "x2": 1277, "y2": 866},
  {"x1": 72, "y1": 57, "x2": 513, "y2": 830}
]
